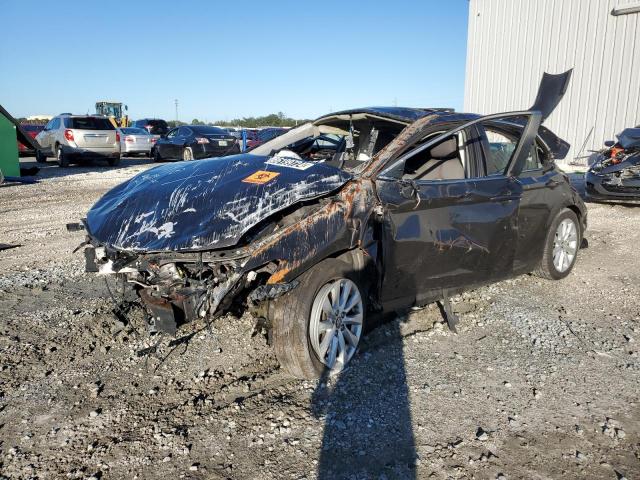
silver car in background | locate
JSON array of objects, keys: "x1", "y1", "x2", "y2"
[
  {"x1": 35, "y1": 115, "x2": 121, "y2": 167},
  {"x1": 118, "y1": 127, "x2": 157, "y2": 157}
]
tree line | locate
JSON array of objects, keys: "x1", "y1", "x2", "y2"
[{"x1": 170, "y1": 112, "x2": 311, "y2": 129}]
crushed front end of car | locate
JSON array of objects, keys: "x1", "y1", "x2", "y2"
[
  {"x1": 81, "y1": 151, "x2": 361, "y2": 334},
  {"x1": 586, "y1": 151, "x2": 640, "y2": 201}
]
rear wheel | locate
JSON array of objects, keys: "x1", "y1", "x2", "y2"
[
  {"x1": 107, "y1": 155, "x2": 121, "y2": 167},
  {"x1": 55, "y1": 145, "x2": 69, "y2": 167},
  {"x1": 182, "y1": 146, "x2": 194, "y2": 161},
  {"x1": 35, "y1": 150, "x2": 47, "y2": 163},
  {"x1": 270, "y1": 258, "x2": 366, "y2": 379},
  {"x1": 534, "y1": 208, "x2": 580, "y2": 280}
]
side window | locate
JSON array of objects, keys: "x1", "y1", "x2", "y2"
[
  {"x1": 44, "y1": 119, "x2": 54, "y2": 130},
  {"x1": 402, "y1": 132, "x2": 466, "y2": 181},
  {"x1": 522, "y1": 144, "x2": 543, "y2": 171},
  {"x1": 178, "y1": 127, "x2": 190, "y2": 137},
  {"x1": 483, "y1": 129, "x2": 517, "y2": 175},
  {"x1": 50, "y1": 118, "x2": 61, "y2": 130},
  {"x1": 166, "y1": 129, "x2": 178, "y2": 139}
]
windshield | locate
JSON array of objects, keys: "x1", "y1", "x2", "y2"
[{"x1": 249, "y1": 116, "x2": 406, "y2": 173}]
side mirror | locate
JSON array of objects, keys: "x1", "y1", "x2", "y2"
[{"x1": 604, "y1": 140, "x2": 615, "y2": 147}]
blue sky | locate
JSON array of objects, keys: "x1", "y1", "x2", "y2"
[{"x1": 0, "y1": 0, "x2": 469, "y2": 122}]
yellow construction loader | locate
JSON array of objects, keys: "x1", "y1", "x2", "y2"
[{"x1": 95, "y1": 101, "x2": 129, "y2": 128}]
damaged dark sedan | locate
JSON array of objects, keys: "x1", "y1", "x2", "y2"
[
  {"x1": 79, "y1": 71, "x2": 586, "y2": 379},
  {"x1": 586, "y1": 126, "x2": 640, "y2": 202}
]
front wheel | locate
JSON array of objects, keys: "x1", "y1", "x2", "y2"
[
  {"x1": 270, "y1": 258, "x2": 366, "y2": 379},
  {"x1": 534, "y1": 208, "x2": 581, "y2": 280},
  {"x1": 152, "y1": 148, "x2": 162, "y2": 162}
]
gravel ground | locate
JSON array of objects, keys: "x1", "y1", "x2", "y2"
[{"x1": 1, "y1": 158, "x2": 639, "y2": 480}]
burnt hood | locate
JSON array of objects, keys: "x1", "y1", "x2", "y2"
[{"x1": 86, "y1": 153, "x2": 352, "y2": 252}]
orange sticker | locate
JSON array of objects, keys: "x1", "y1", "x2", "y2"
[{"x1": 242, "y1": 170, "x2": 280, "y2": 184}]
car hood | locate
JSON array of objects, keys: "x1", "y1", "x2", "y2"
[{"x1": 86, "y1": 153, "x2": 352, "y2": 252}]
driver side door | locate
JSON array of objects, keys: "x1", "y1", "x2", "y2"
[
  {"x1": 159, "y1": 128, "x2": 179, "y2": 159},
  {"x1": 375, "y1": 121, "x2": 524, "y2": 308}
]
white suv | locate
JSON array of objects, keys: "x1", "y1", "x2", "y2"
[{"x1": 35, "y1": 115, "x2": 121, "y2": 167}]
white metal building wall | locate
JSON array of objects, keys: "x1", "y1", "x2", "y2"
[{"x1": 464, "y1": 0, "x2": 640, "y2": 165}]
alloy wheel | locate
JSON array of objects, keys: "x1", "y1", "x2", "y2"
[
  {"x1": 552, "y1": 218, "x2": 578, "y2": 273},
  {"x1": 309, "y1": 278, "x2": 363, "y2": 372}
]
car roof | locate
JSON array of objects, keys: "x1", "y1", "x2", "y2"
[
  {"x1": 317, "y1": 107, "x2": 450, "y2": 122},
  {"x1": 58, "y1": 114, "x2": 104, "y2": 118},
  {"x1": 315, "y1": 106, "x2": 481, "y2": 126}
]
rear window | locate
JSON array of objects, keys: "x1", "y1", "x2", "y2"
[
  {"x1": 190, "y1": 125, "x2": 227, "y2": 135},
  {"x1": 65, "y1": 117, "x2": 115, "y2": 130},
  {"x1": 121, "y1": 128, "x2": 148, "y2": 135}
]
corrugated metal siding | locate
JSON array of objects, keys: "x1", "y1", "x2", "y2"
[{"x1": 464, "y1": 0, "x2": 640, "y2": 165}]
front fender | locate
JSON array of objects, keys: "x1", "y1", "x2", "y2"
[{"x1": 242, "y1": 179, "x2": 377, "y2": 284}]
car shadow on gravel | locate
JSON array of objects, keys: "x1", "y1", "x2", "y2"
[{"x1": 312, "y1": 316, "x2": 417, "y2": 480}]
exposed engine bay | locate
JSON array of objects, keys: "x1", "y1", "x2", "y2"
[{"x1": 586, "y1": 127, "x2": 640, "y2": 199}]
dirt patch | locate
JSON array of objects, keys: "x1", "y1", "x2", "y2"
[{"x1": 1, "y1": 158, "x2": 639, "y2": 479}]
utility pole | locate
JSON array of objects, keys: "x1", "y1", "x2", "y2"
[{"x1": 174, "y1": 99, "x2": 179, "y2": 122}]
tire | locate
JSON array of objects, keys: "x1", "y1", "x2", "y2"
[
  {"x1": 534, "y1": 208, "x2": 581, "y2": 280},
  {"x1": 182, "y1": 146, "x2": 194, "y2": 161},
  {"x1": 270, "y1": 258, "x2": 366, "y2": 379},
  {"x1": 108, "y1": 155, "x2": 121, "y2": 167},
  {"x1": 55, "y1": 144, "x2": 69, "y2": 167},
  {"x1": 153, "y1": 148, "x2": 162, "y2": 162},
  {"x1": 35, "y1": 150, "x2": 47, "y2": 163}
]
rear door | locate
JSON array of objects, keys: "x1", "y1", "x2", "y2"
[{"x1": 477, "y1": 124, "x2": 567, "y2": 274}]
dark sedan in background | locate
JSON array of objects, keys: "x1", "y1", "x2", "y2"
[{"x1": 152, "y1": 125, "x2": 240, "y2": 161}]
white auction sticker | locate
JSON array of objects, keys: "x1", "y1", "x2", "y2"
[{"x1": 265, "y1": 155, "x2": 315, "y2": 171}]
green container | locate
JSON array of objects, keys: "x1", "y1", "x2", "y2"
[{"x1": 0, "y1": 113, "x2": 20, "y2": 177}]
